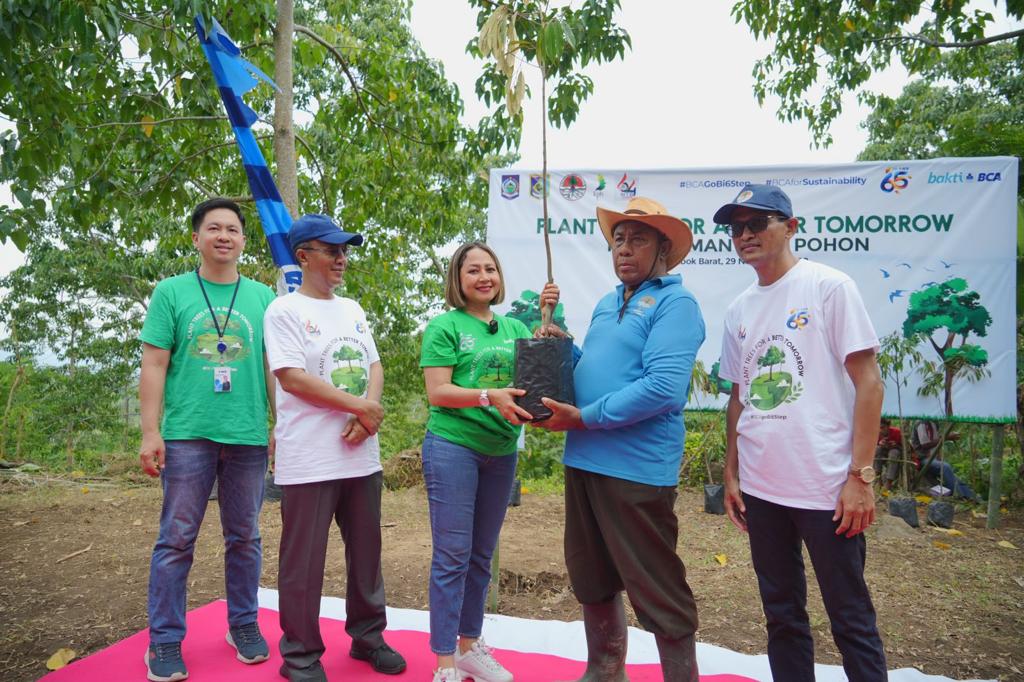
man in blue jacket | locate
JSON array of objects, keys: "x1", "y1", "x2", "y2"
[{"x1": 538, "y1": 196, "x2": 705, "y2": 682}]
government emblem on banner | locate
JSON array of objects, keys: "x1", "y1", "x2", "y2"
[
  {"x1": 530, "y1": 174, "x2": 549, "y2": 199},
  {"x1": 617, "y1": 172, "x2": 637, "y2": 198},
  {"x1": 559, "y1": 174, "x2": 587, "y2": 200},
  {"x1": 501, "y1": 174, "x2": 520, "y2": 200}
]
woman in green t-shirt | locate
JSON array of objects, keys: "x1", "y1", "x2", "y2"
[{"x1": 419, "y1": 241, "x2": 535, "y2": 682}]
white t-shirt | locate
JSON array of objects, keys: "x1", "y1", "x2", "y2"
[
  {"x1": 264, "y1": 292, "x2": 382, "y2": 484},
  {"x1": 720, "y1": 259, "x2": 879, "y2": 510}
]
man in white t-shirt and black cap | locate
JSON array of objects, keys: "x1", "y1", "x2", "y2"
[
  {"x1": 265, "y1": 214, "x2": 406, "y2": 682},
  {"x1": 715, "y1": 185, "x2": 888, "y2": 681}
]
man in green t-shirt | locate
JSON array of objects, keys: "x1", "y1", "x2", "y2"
[{"x1": 138, "y1": 198, "x2": 276, "y2": 682}]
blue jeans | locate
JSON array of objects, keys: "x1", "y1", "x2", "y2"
[
  {"x1": 923, "y1": 460, "x2": 978, "y2": 500},
  {"x1": 148, "y1": 439, "x2": 267, "y2": 643},
  {"x1": 421, "y1": 431, "x2": 517, "y2": 655},
  {"x1": 744, "y1": 493, "x2": 887, "y2": 682}
]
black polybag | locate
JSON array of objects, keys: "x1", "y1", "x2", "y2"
[
  {"x1": 703, "y1": 484, "x2": 725, "y2": 515},
  {"x1": 926, "y1": 500, "x2": 954, "y2": 528},
  {"x1": 888, "y1": 497, "x2": 919, "y2": 528},
  {"x1": 514, "y1": 337, "x2": 575, "y2": 421}
]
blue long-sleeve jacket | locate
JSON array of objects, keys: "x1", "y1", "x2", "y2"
[{"x1": 564, "y1": 274, "x2": 705, "y2": 486}]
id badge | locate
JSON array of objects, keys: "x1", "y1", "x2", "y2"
[{"x1": 213, "y1": 366, "x2": 232, "y2": 393}]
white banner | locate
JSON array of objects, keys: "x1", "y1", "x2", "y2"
[{"x1": 487, "y1": 158, "x2": 1018, "y2": 422}]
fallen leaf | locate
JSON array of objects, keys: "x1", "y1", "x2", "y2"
[
  {"x1": 133, "y1": 519, "x2": 142, "y2": 526},
  {"x1": 714, "y1": 554, "x2": 728, "y2": 566},
  {"x1": 932, "y1": 527, "x2": 963, "y2": 536},
  {"x1": 914, "y1": 495, "x2": 931, "y2": 504},
  {"x1": 972, "y1": 511, "x2": 986, "y2": 519},
  {"x1": 12, "y1": 520, "x2": 28, "y2": 527},
  {"x1": 46, "y1": 648, "x2": 76, "y2": 670},
  {"x1": 880, "y1": 489, "x2": 890, "y2": 497},
  {"x1": 1014, "y1": 576, "x2": 1024, "y2": 589},
  {"x1": 80, "y1": 486, "x2": 89, "y2": 494},
  {"x1": 946, "y1": 529, "x2": 963, "y2": 537},
  {"x1": 520, "y1": 487, "x2": 530, "y2": 494},
  {"x1": 932, "y1": 541, "x2": 951, "y2": 550},
  {"x1": 71, "y1": 470, "x2": 85, "y2": 478},
  {"x1": 997, "y1": 540, "x2": 1017, "y2": 549}
]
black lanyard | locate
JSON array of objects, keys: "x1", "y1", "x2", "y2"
[{"x1": 195, "y1": 269, "x2": 241, "y2": 355}]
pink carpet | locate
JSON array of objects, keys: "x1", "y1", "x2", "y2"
[{"x1": 42, "y1": 600, "x2": 754, "y2": 681}]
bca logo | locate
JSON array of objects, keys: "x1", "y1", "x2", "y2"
[{"x1": 977, "y1": 172, "x2": 1002, "y2": 182}]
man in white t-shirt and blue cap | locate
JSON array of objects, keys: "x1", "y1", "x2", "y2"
[
  {"x1": 715, "y1": 184, "x2": 888, "y2": 681},
  {"x1": 265, "y1": 214, "x2": 406, "y2": 682}
]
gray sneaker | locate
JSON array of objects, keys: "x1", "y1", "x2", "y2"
[
  {"x1": 145, "y1": 642, "x2": 188, "y2": 681},
  {"x1": 226, "y1": 622, "x2": 270, "y2": 663}
]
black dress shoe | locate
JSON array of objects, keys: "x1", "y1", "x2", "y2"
[{"x1": 349, "y1": 642, "x2": 407, "y2": 674}]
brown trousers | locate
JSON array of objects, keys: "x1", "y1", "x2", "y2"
[{"x1": 564, "y1": 466, "x2": 698, "y2": 640}]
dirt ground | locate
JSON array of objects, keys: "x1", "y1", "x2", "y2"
[{"x1": 1, "y1": 474, "x2": 1023, "y2": 682}]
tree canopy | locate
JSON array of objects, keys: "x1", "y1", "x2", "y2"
[
  {"x1": 731, "y1": 0, "x2": 1024, "y2": 145},
  {"x1": 0, "y1": 0, "x2": 503, "y2": 340},
  {"x1": 858, "y1": 44, "x2": 1024, "y2": 185}
]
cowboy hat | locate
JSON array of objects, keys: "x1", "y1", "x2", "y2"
[{"x1": 596, "y1": 196, "x2": 693, "y2": 269}]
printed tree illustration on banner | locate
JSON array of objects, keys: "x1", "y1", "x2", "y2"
[
  {"x1": 508, "y1": 289, "x2": 567, "y2": 332},
  {"x1": 757, "y1": 345, "x2": 785, "y2": 380},
  {"x1": 902, "y1": 278, "x2": 992, "y2": 417},
  {"x1": 709, "y1": 360, "x2": 733, "y2": 396}
]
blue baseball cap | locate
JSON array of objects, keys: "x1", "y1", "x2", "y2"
[
  {"x1": 288, "y1": 213, "x2": 364, "y2": 253},
  {"x1": 712, "y1": 184, "x2": 794, "y2": 225}
]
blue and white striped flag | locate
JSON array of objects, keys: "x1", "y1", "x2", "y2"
[{"x1": 194, "y1": 15, "x2": 301, "y2": 293}]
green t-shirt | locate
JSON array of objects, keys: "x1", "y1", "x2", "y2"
[
  {"x1": 419, "y1": 309, "x2": 531, "y2": 455},
  {"x1": 139, "y1": 271, "x2": 276, "y2": 445}
]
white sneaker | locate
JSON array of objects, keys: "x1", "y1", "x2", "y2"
[
  {"x1": 433, "y1": 667, "x2": 462, "y2": 682},
  {"x1": 455, "y1": 639, "x2": 513, "y2": 682}
]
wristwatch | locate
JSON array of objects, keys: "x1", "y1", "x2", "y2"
[
  {"x1": 478, "y1": 389, "x2": 490, "y2": 407},
  {"x1": 850, "y1": 465, "x2": 876, "y2": 484}
]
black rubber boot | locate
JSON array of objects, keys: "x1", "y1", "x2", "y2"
[
  {"x1": 655, "y1": 632, "x2": 699, "y2": 682},
  {"x1": 569, "y1": 593, "x2": 629, "y2": 682}
]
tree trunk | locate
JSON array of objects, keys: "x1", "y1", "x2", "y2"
[
  {"x1": 273, "y1": 0, "x2": 298, "y2": 218},
  {"x1": 943, "y1": 366, "x2": 954, "y2": 418},
  {"x1": 0, "y1": 365, "x2": 24, "y2": 459},
  {"x1": 986, "y1": 424, "x2": 1004, "y2": 529}
]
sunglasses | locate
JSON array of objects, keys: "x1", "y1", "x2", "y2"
[
  {"x1": 726, "y1": 215, "x2": 788, "y2": 239},
  {"x1": 301, "y1": 245, "x2": 349, "y2": 258}
]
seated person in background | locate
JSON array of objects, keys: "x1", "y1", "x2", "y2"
[
  {"x1": 874, "y1": 418, "x2": 902, "y2": 490},
  {"x1": 910, "y1": 420, "x2": 980, "y2": 502}
]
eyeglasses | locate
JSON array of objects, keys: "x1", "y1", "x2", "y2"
[
  {"x1": 726, "y1": 215, "x2": 788, "y2": 239},
  {"x1": 300, "y1": 245, "x2": 348, "y2": 258}
]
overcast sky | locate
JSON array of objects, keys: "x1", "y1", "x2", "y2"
[
  {"x1": 1, "y1": 2, "x2": 1018, "y2": 278},
  {"x1": 408, "y1": 0, "x2": 909, "y2": 169}
]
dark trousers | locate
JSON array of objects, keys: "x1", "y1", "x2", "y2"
[
  {"x1": 278, "y1": 472, "x2": 387, "y2": 670},
  {"x1": 564, "y1": 466, "x2": 698, "y2": 640},
  {"x1": 743, "y1": 493, "x2": 887, "y2": 682}
]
